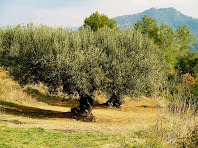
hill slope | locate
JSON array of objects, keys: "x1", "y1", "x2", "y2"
[{"x1": 113, "y1": 7, "x2": 198, "y2": 52}]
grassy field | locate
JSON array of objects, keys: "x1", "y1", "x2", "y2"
[
  {"x1": 0, "y1": 68, "x2": 197, "y2": 147},
  {"x1": 0, "y1": 121, "x2": 165, "y2": 148}
]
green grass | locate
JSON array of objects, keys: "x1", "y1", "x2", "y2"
[
  {"x1": 0, "y1": 122, "x2": 116, "y2": 148},
  {"x1": 0, "y1": 121, "x2": 165, "y2": 148}
]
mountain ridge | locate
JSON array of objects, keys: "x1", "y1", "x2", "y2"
[
  {"x1": 112, "y1": 7, "x2": 198, "y2": 52},
  {"x1": 113, "y1": 7, "x2": 198, "y2": 31}
]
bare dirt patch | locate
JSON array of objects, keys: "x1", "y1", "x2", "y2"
[
  {"x1": 53, "y1": 129, "x2": 77, "y2": 133},
  {"x1": 0, "y1": 119, "x2": 25, "y2": 124}
]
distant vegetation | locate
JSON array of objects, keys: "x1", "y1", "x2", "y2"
[
  {"x1": 113, "y1": 7, "x2": 198, "y2": 52},
  {"x1": 83, "y1": 11, "x2": 118, "y2": 31},
  {"x1": 134, "y1": 15, "x2": 195, "y2": 69},
  {"x1": 114, "y1": 7, "x2": 198, "y2": 32},
  {"x1": 133, "y1": 15, "x2": 198, "y2": 110}
]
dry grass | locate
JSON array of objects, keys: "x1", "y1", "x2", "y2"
[
  {"x1": 151, "y1": 97, "x2": 198, "y2": 147},
  {"x1": 0, "y1": 70, "x2": 40, "y2": 104},
  {"x1": 0, "y1": 70, "x2": 71, "y2": 112}
]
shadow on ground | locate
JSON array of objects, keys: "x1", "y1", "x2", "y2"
[
  {"x1": 25, "y1": 88, "x2": 76, "y2": 107},
  {"x1": 25, "y1": 87, "x2": 109, "y2": 109},
  {"x1": 0, "y1": 100, "x2": 81, "y2": 120}
]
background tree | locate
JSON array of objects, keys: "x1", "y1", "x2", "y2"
[
  {"x1": 134, "y1": 15, "x2": 160, "y2": 44},
  {"x1": 176, "y1": 51, "x2": 198, "y2": 77},
  {"x1": 83, "y1": 11, "x2": 118, "y2": 31},
  {"x1": 134, "y1": 16, "x2": 198, "y2": 107},
  {"x1": 134, "y1": 15, "x2": 195, "y2": 68}
]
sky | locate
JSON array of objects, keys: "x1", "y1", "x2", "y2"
[{"x1": 1, "y1": 0, "x2": 198, "y2": 27}]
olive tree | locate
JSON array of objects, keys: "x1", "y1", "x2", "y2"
[
  {"x1": 94, "y1": 27, "x2": 166, "y2": 106},
  {"x1": 0, "y1": 23, "x2": 166, "y2": 119}
]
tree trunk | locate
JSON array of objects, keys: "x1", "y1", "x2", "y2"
[
  {"x1": 106, "y1": 93, "x2": 122, "y2": 108},
  {"x1": 70, "y1": 94, "x2": 94, "y2": 121}
]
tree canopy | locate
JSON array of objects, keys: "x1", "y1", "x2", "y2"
[
  {"x1": 83, "y1": 11, "x2": 118, "y2": 31},
  {"x1": 0, "y1": 23, "x2": 166, "y2": 117}
]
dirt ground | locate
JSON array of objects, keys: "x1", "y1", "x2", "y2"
[
  {"x1": 0, "y1": 69, "x2": 165, "y2": 134},
  {"x1": 0, "y1": 98, "x2": 164, "y2": 135}
]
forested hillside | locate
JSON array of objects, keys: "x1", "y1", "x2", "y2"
[{"x1": 113, "y1": 7, "x2": 198, "y2": 52}]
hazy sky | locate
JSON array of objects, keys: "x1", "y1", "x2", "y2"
[{"x1": 1, "y1": 0, "x2": 198, "y2": 27}]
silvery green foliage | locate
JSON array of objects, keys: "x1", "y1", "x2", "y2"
[{"x1": 0, "y1": 23, "x2": 166, "y2": 100}]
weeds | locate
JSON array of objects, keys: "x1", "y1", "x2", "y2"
[{"x1": 150, "y1": 96, "x2": 197, "y2": 147}]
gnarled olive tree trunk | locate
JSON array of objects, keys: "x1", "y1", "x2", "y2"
[
  {"x1": 70, "y1": 93, "x2": 94, "y2": 121},
  {"x1": 106, "y1": 93, "x2": 122, "y2": 108},
  {"x1": 71, "y1": 95, "x2": 93, "y2": 114}
]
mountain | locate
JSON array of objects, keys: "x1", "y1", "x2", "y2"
[{"x1": 113, "y1": 7, "x2": 198, "y2": 52}]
